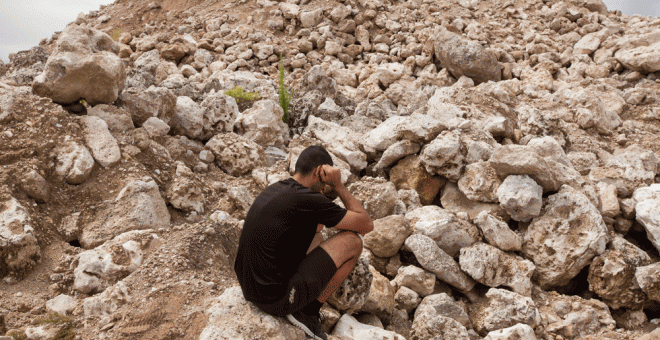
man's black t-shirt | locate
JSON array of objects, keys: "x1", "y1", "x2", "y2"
[{"x1": 234, "y1": 178, "x2": 347, "y2": 304}]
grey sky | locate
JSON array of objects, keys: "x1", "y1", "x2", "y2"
[
  {"x1": 1, "y1": 1, "x2": 660, "y2": 63},
  {"x1": 0, "y1": 0, "x2": 114, "y2": 62}
]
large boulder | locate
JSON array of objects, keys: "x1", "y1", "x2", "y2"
[
  {"x1": 305, "y1": 116, "x2": 367, "y2": 171},
  {"x1": 332, "y1": 314, "x2": 405, "y2": 340},
  {"x1": 80, "y1": 177, "x2": 171, "y2": 248},
  {"x1": 0, "y1": 197, "x2": 40, "y2": 279},
  {"x1": 360, "y1": 266, "x2": 396, "y2": 317},
  {"x1": 167, "y1": 162, "x2": 205, "y2": 213},
  {"x1": 405, "y1": 206, "x2": 481, "y2": 257},
  {"x1": 54, "y1": 141, "x2": 95, "y2": 184},
  {"x1": 327, "y1": 257, "x2": 373, "y2": 313},
  {"x1": 117, "y1": 86, "x2": 177, "y2": 126},
  {"x1": 522, "y1": 185, "x2": 608, "y2": 289},
  {"x1": 636, "y1": 262, "x2": 660, "y2": 303},
  {"x1": 632, "y1": 184, "x2": 660, "y2": 253},
  {"x1": 496, "y1": 175, "x2": 543, "y2": 222},
  {"x1": 363, "y1": 215, "x2": 412, "y2": 258},
  {"x1": 33, "y1": 25, "x2": 126, "y2": 105},
  {"x1": 588, "y1": 248, "x2": 649, "y2": 310},
  {"x1": 199, "y1": 286, "x2": 306, "y2": 340},
  {"x1": 389, "y1": 155, "x2": 445, "y2": 205},
  {"x1": 73, "y1": 230, "x2": 155, "y2": 294},
  {"x1": 200, "y1": 90, "x2": 239, "y2": 139},
  {"x1": 471, "y1": 288, "x2": 540, "y2": 335},
  {"x1": 419, "y1": 130, "x2": 465, "y2": 182},
  {"x1": 614, "y1": 31, "x2": 660, "y2": 73},
  {"x1": 458, "y1": 161, "x2": 501, "y2": 203},
  {"x1": 459, "y1": 243, "x2": 535, "y2": 296},
  {"x1": 205, "y1": 133, "x2": 264, "y2": 176},
  {"x1": 236, "y1": 99, "x2": 289, "y2": 147},
  {"x1": 80, "y1": 115, "x2": 121, "y2": 168},
  {"x1": 348, "y1": 177, "x2": 398, "y2": 220},
  {"x1": 473, "y1": 211, "x2": 521, "y2": 252},
  {"x1": 171, "y1": 96, "x2": 204, "y2": 139},
  {"x1": 391, "y1": 265, "x2": 436, "y2": 297},
  {"x1": 411, "y1": 295, "x2": 471, "y2": 340},
  {"x1": 434, "y1": 26, "x2": 501, "y2": 84},
  {"x1": 404, "y1": 234, "x2": 475, "y2": 292}
]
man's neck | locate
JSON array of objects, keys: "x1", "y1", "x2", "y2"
[{"x1": 292, "y1": 173, "x2": 315, "y2": 189}]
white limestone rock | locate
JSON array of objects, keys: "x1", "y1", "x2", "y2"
[
  {"x1": 348, "y1": 177, "x2": 398, "y2": 220},
  {"x1": 81, "y1": 115, "x2": 121, "y2": 168},
  {"x1": 412, "y1": 294, "x2": 471, "y2": 340},
  {"x1": 420, "y1": 130, "x2": 465, "y2": 182},
  {"x1": 363, "y1": 215, "x2": 412, "y2": 258},
  {"x1": 522, "y1": 185, "x2": 608, "y2": 289},
  {"x1": 0, "y1": 197, "x2": 40, "y2": 278},
  {"x1": 405, "y1": 205, "x2": 481, "y2": 257},
  {"x1": 391, "y1": 265, "x2": 436, "y2": 297},
  {"x1": 471, "y1": 288, "x2": 540, "y2": 335},
  {"x1": 403, "y1": 234, "x2": 475, "y2": 292},
  {"x1": 236, "y1": 99, "x2": 289, "y2": 147},
  {"x1": 458, "y1": 161, "x2": 501, "y2": 203},
  {"x1": 171, "y1": 96, "x2": 204, "y2": 139},
  {"x1": 200, "y1": 90, "x2": 239, "y2": 139},
  {"x1": 483, "y1": 324, "x2": 537, "y2": 340},
  {"x1": 473, "y1": 211, "x2": 521, "y2": 252},
  {"x1": 633, "y1": 184, "x2": 660, "y2": 253},
  {"x1": 167, "y1": 162, "x2": 205, "y2": 213},
  {"x1": 80, "y1": 177, "x2": 170, "y2": 248},
  {"x1": 206, "y1": 133, "x2": 264, "y2": 176},
  {"x1": 459, "y1": 243, "x2": 535, "y2": 296},
  {"x1": 332, "y1": 314, "x2": 405, "y2": 340},
  {"x1": 496, "y1": 175, "x2": 543, "y2": 222},
  {"x1": 55, "y1": 141, "x2": 95, "y2": 184},
  {"x1": 199, "y1": 286, "x2": 306, "y2": 340},
  {"x1": 305, "y1": 116, "x2": 367, "y2": 171},
  {"x1": 46, "y1": 294, "x2": 77, "y2": 316}
]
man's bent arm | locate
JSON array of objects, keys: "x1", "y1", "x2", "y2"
[{"x1": 332, "y1": 184, "x2": 373, "y2": 235}]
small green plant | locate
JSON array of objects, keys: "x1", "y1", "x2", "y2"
[
  {"x1": 278, "y1": 53, "x2": 294, "y2": 124},
  {"x1": 224, "y1": 86, "x2": 260, "y2": 103},
  {"x1": 110, "y1": 29, "x2": 122, "y2": 41},
  {"x1": 33, "y1": 312, "x2": 76, "y2": 340},
  {"x1": 79, "y1": 99, "x2": 87, "y2": 106},
  {"x1": 7, "y1": 330, "x2": 27, "y2": 340}
]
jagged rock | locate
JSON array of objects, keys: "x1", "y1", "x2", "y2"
[
  {"x1": 205, "y1": 132, "x2": 264, "y2": 176},
  {"x1": 227, "y1": 186, "x2": 254, "y2": 217},
  {"x1": 459, "y1": 243, "x2": 535, "y2": 296},
  {"x1": 46, "y1": 294, "x2": 77, "y2": 316},
  {"x1": 0, "y1": 197, "x2": 40, "y2": 278},
  {"x1": 360, "y1": 266, "x2": 396, "y2": 317},
  {"x1": 415, "y1": 293, "x2": 471, "y2": 329},
  {"x1": 55, "y1": 141, "x2": 94, "y2": 184},
  {"x1": 236, "y1": 99, "x2": 289, "y2": 147},
  {"x1": 633, "y1": 184, "x2": 660, "y2": 253},
  {"x1": 171, "y1": 96, "x2": 203, "y2": 139},
  {"x1": 473, "y1": 212, "x2": 521, "y2": 252},
  {"x1": 404, "y1": 234, "x2": 475, "y2": 292},
  {"x1": 142, "y1": 117, "x2": 170, "y2": 137},
  {"x1": 117, "y1": 86, "x2": 177, "y2": 126},
  {"x1": 33, "y1": 25, "x2": 126, "y2": 105},
  {"x1": 394, "y1": 286, "x2": 421, "y2": 313},
  {"x1": 348, "y1": 177, "x2": 398, "y2": 220},
  {"x1": 167, "y1": 162, "x2": 205, "y2": 213},
  {"x1": 589, "y1": 145, "x2": 658, "y2": 197},
  {"x1": 81, "y1": 115, "x2": 121, "y2": 167},
  {"x1": 636, "y1": 262, "x2": 660, "y2": 303},
  {"x1": 534, "y1": 290, "x2": 616, "y2": 339},
  {"x1": 614, "y1": 31, "x2": 660, "y2": 73},
  {"x1": 300, "y1": 8, "x2": 323, "y2": 28},
  {"x1": 405, "y1": 205, "x2": 481, "y2": 257},
  {"x1": 458, "y1": 161, "x2": 501, "y2": 203},
  {"x1": 82, "y1": 280, "x2": 130, "y2": 317},
  {"x1": 471, "y1": 288, "x2": 540, "y2": 335},
  {"x1": 363, "y1": 215, "x2": 412, "y2": 258},
  {"x1": 305, "y1": 116, "x2": 367, "y2": 171},
  {"x1": 496, "y1": 175, "x2": 543, "y2": 222},
  {"x1": 73, "y1": 230, "x2": 155, "y2": 294},
  {"x1": 327, "y1": 257, "x2": 373, "y2": 313},
  {"x1": 80, "y1": 177, "x2": 170, "y2": 248},
  {"x1": 20, "y1": 170, "x2": 50, "y2": 202},
  {"x1": 201, "y1": 90, "x2": 239, "y2": 139},
  {"x1": 374, "y1": 140, "x2": 421, "y2": 170},
  {"x1": 596, "y1": 182, "x2": 620, "y2": 218},
  {"x1": 588, "y1": 248, "x2": 649, "y2": 310},
  {"x1": 411, "y1": 294, "x2": 471, "y2": 340},
  {"x1": 419, "y1": 130, "x2": 465, "y2": 182},
  {"x1": 332, "y1": 314, "x2": 405, "y2": 340},
  {"x1": 389, "y1": 155, "x2": 445, "y2": 205},
  {"x1": 523, "y1": 185, "x2": 608, "y2": 289},
  {"x1": 441, "y1": 182, "x2": 508, "y2": 221},
  {"x1": 199, "y1": 286, "x2": 306, "y2": 340},
  {"x1": 483, "y1": 324, "x2": 537, "y2": 340},
  {"x1": 391, "y1": 265, "x2": 436, "y2": 297},
  {"x1": 434, "y1": 26, "x2": 501, "y2": 84},
  {"x1": 87, "y1": 104, "x2": 135, "y2": 133}
]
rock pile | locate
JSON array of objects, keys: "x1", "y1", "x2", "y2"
[{"x1": 2, "y1": 0, "x2": 660, "y2": 339}]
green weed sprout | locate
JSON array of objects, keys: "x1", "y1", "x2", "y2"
[
  {"x1": 278, "y1": 53, "x2": 294, "y2": 124},
  {"x1": 224, "y1": 86, "x2": 260, "y2": 103}
]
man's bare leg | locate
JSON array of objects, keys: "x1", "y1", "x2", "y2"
[
  {"x1": 306, "y1": 224, "x2": 325, "y2": 254},
  {"x1": 316, "y1": 231, "x2": 362, "y2": 302}
]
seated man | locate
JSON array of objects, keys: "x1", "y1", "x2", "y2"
[{"x1": 234, "y1": 145, "x2": 373, "y2": 340}]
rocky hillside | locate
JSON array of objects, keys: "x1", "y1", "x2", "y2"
[{"x1": 2, "y1": 0, "x2": 660, "y2": 339}]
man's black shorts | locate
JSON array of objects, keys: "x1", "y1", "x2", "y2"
[{"x1": 253, "y1": 246, "x2": 337, "y2": 317}]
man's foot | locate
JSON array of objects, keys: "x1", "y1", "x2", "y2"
[{"x1": 286, "y1": 308, "x2": 327, "y2": 340}]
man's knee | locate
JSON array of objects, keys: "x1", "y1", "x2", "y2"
[{"x1": 338, "y1": 231, "x2": 363, "y2": 256}]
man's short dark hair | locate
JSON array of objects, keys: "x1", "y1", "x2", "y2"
[{"x1": 294, "y1": 146, "x2": 333, "y2": 175}]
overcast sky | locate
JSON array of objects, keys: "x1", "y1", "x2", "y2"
[
  {"x1": 1, "y1": 1, "x2": 660, "y2": 63},
  {"x1": 0, "y1": 0, "x2": 114, "y2": 62}
]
